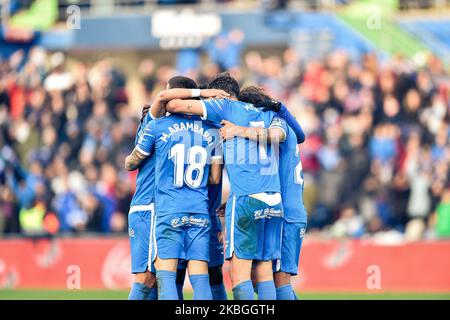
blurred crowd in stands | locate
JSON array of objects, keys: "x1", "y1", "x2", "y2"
[{"x1": 0, "y1": 44, "x2": 449, "y2": 240}]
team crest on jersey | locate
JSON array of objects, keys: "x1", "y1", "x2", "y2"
[{"x1": 128, "y1": 227, "x2": 135, "y2": 238}]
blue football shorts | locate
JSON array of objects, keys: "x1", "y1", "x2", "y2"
[
  {"x1": 128, "y1": 204, "x2": 155, "y2": 273},
  {"x1": 225, "y1": 192, "x2": 283, "y2": 261},
  {"x1": 176, "y1": 215, "x2": 224, "y2": 270},
  {"x1": 273, "y1": 221, "x2": 307, "y2": 275},
  {"x1": 151, "y1": 213, "x2": 211, "y2": 263}
]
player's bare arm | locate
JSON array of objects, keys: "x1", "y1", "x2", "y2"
[
  {"x1": 124, "y1": 147, "x2": 148, "y2": 171},
  {"x1": 219, "y1": 120, "x2": 286, "y2": 143},
  {"x1": 151, "y1": 89, "x2": 229, "y2": 119},
  {"x1": 165, "y1": 98, "x2": 206, "y2": 117}
]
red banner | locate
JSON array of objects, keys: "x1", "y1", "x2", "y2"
[
  {"x1": 0, "y1": 237, "x2": 449, "y2": 292},
  {"x1": 296, "y1": 239, "x2": 450, "y2": 292}
]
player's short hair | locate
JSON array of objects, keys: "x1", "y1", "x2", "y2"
[
  {"x1": 208, "y1": 72, "x2": 240, "y2": 98},
  {"x1": 141, "y1": 104, "x2": 151, "y2": 123},
  {"x1": 141, "y1": 76, "x2": 197, "y2": 122},
  {"x1": 167, "y1": 76, "x2": 198, "y2": 89},
  {"x1": 238, "y1": 86, "x2": 272, "y2": 105}
]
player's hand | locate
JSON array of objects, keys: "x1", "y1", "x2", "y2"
[
  {"x1": 200, "y1": 89, "x2": 230, "y2": 99},
  {"x1": 216, "y1": 202, "x2": 226, "y2": 217},
  {"x1": 220, "y1": 120, "x2": 240, "y2": 140},
  {"x1": 255, "y1": 100, "x2": 282, "y2": 112}
]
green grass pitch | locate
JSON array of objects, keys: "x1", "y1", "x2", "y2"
[{"x1": 0, "y1": 290, "x2": 449, "y2": 300}]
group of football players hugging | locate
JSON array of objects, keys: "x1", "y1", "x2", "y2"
[{"x1": 124, "y1": 72, "x2": 307, "y2": 300}]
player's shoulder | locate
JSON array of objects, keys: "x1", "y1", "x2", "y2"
[
  {"x1": 234, "y1": 100, "x2": 260, "y2": 112},
  {"x1": 264, "y1": 109, "x2": 278, "y2": 117},
  {"x1": 270, "y1": 115, "x2": 287, "y2": 126},
  {"x1": 152, "y1": 114, "x2": 173, "y2": 125},
  {"x1": 141, "y1": 116, "x2": 165, "y2": 135},
  {"x1": 230, "y1": 99, "x2": 250, "y2": 107},
  {"x1": 142, "y1": 110, "x2": 154, "y2": 124},
  {"x1": 201, "y1": 97, "x2": 232, "y2": 108},
  {"x1": 253, "y1": 108, "x2": 274, "y2": 121}
]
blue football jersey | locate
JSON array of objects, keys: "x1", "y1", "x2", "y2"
[
  {"x1": 270, "y1": 118, "x2": 308, "y2": 224},
  {"x1": 130, "y1": 114, "x2": 156, "y2": 207},
  {"x1": 137, "y1": 113, "x2": 220, "y2": 216},
  {"x1": 200, "y1": 98, "x2": 281, "y2": 196}
]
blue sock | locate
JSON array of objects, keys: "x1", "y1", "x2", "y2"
[
  {"x1": 276, "y1": 284, "x2": 294, "y2": 300},
  {"x1": 211, "y1": 283, "x2": 228, "y2": 300},
  {"x1": 255, "y1": 281, "x2": 276, "y2": 300},
  {"x1": 156, "y1": 270, "x2": 178, "y2": 300},
  {"x1": 128, "y1": 282, "x2": 151, "y2": 300},
  {"x1": 232, "y1": 280, "x2": 254, "y2": 300},
  {"x1": 176, "y1": 282, "x2": 184, "y2": 300},
  {"x1": 189, "y1": 274, "x2": 212, "y2": 300},
  {"x1": 292, "y1": 290, "x2": 298, "y2": 300}
]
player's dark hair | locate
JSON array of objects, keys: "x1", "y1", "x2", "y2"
[
  {"x1": 167, "y1": 75, "x2": 198, "y2": 90},
  {"x1": 141, "y1": 104, "x2": 151, "y2": 123},
  {"x1": 208, "y1": 72, "x2": 240, "y2": 98},
  {"x1": 141, "y1": 76, "x2": 198, "y2": 122},
  {"x1": 238, "y1": 86, "x2": 272, "y2": 105}
]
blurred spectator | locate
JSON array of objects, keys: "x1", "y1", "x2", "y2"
[
  {"x1": 0, "y1": 45, "x2": 449, "y2": 242},
  {"x1": 435, "y1": 188, "x2": 450, "y2": 238},
  {"x1": 207, "y1": 29, "x2": 244, "y2": 72},
  {"x1": 330, "y1": 205, "x2": 365, "y2": 238}
]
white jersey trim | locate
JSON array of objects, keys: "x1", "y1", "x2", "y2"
[
  {"x1": 129, "y1": 203, "x2": 154, "y2": 214},
  {"x1": 135, "y1": 145, "x2": 150, "y2": 156}
]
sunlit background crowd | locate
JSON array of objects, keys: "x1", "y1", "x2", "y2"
[{"x1": 1, "y1": 42, "x2": 448, "y2": 241}]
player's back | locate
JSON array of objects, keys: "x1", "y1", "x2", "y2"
[
  {"x1": 217, "y1": 99, "x2": 281, "y2": 196},
  {"x1": 201, "y1": 99, "x2": 284, "y2": 266},
  {"x1": 130, "y1": 116, "x2": 155, "y2": 208},
  {"x1": 153, "y1": 114, "x2": 220, "y2": 216},
  {"x1": 279, "y1": 125, "x2": 307, "y2": 224}
]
